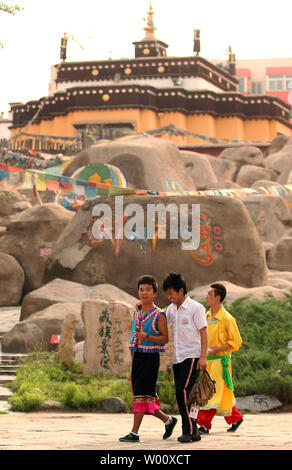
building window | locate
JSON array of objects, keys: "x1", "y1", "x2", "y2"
[
  {"x1": 268, "y1": 76, "x2": 284, "y2": 90},
  {"x1": 252, "y1": 82, "x2": 262, "y2": 94},
  {"x1": 267, "y1": 75, "x2": 292, "y2": 91},
  {"x1": 287, "y1": 76, "x2": 292, "y2": 90},
  {"x1": 237, "y1": 76, "x2": 248, "y2": 92}
]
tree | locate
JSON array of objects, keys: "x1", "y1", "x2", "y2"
[{"x1": 0, "y1": 2, "x2": 22, "y2": 48}]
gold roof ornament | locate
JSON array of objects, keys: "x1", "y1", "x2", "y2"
[{"x1": 143, "y1": 1, "x2": 156, "y2": 40}]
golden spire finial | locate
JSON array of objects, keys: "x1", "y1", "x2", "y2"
[{"x1": 144, "y1": 0, "x2": 156, "y2": 40}]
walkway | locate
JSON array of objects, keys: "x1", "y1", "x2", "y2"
[{"x1": 0, "y1": 411, "x2": 291, "y2": 450}]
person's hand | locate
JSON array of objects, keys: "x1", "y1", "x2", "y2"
[
  {"x1": 208, "y1": 347, "x2": 220, "y2": 356},
  {"x1": 136, "y1": 302, "x2": 142, "y2": 311},
  {"x1": 135, "y1": 331, "x2": 146, "y2": 341},
  {"x1": 197, "y1": 356, "x2": 207, "y2": 370}
]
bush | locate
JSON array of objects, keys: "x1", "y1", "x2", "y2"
[
  {"x1": 8, "y1": 355, "x2": 133, "y2": 412},
  {"x1": 226, "y1": 294, "x2": 292, "y2": 403},
  {"x1": 9, "y1": 390, "x2": 44, "y2": 412}
]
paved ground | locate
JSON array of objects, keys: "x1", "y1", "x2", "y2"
[{"x1": 0, "y1": 410, "x2": 291, "y2": 450}]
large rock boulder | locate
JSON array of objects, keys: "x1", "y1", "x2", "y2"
[
  {"x1": 268, "y1": 271, "x2": 292, "y2": 286},
  {"x1": 206, "y1": 155, "x2": 240, "y2": 183},
  {"x1": 265, "y1": 137, "x2": 292, "y2": 181},
  {"x1": 20, "y1": 278, "x2": 138, "y2": 321},
  {"x1": 218, "y1": 146, "x2": 265, "y2": 167},
  {"x1": 1, "y1": 302, "x2": 84, "y2": 353},
  {"x1": 267, "y1": 236, "x2": 292, "y2": 271},
  {"x1": 45, "y1": 194, "x2": 269, "y2": 305},
  {"x1": 265, "y1": 134, "x2": 289, "y2": 157},
  {"x1": 0, "y1": 253, "x2": 25, "y2": 306},
  {"x1": 179, "y1": 151, "x2": 217, "y2": 189},
  {"x1": 268, "y1": 275, "x2": 292, "y2": 290},
  {"x1": 241, "y1": 194, "x2": 292, "y2": 243},
  {"x1": 190, "y1": 280, "x2": 291, "y2": 305},
  {"x1": 0, "y1": 191, "x2": 31, "y2": 217},
  {"x1": 236, "y1": 165, "x2": 277, "y2": 188},
  {"x1": 278, "y1": 158, "x2": 292, "y2": 185},
  {"x1": 0, "y1": 204, "x2": 74, "y2": 294},
  {"x1": 63, "y1": 135, "x2": 194, "y2": 192},
  {"x1": 236, "y1": 395, "x2": 282, "y2": 412},
  {"x1": 251, "y1": 180, "x2": 280, "y2": 190}
]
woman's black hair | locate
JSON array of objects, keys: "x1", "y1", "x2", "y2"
[
  {"x1": 137, "y1": 275, "x2": 158, "y2": 293},
  {"x1": 162, "y1": 272, "x2": 187, "y2": 295}
]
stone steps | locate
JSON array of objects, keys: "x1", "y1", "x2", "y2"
[
  {"x1": 0, "y1": 375, "x2": 16, "y2": 385},
  {"x1": 0, "y1": 385, "x2": 13, "y2": 401},
  {"x1": 0, "y1": 350, "x2": 27, "y2": 412},
  {"x1": 0, "y1": 365, "x2": 19, "y2": 375}
]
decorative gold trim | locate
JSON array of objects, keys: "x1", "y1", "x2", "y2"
[
  {"x1": 124, "y1": 68, "x2": 132, "y2": 75},
  {"x1": 158, "y1": 66, "x2": 165, "y2": 73},
  {"x1": 143, "y1": 48, "x2": 150, "y2": 55},
  {"x1": 102, "y1": 94, "x2": 110, "y2": 102}
]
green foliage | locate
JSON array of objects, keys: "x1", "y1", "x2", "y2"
[
  {"x1": 9, "y1": 390, "x2": 44, "y2": 412},
  {"x1": 157, "y1": 372, "x2": 178, "y2": 412},
  {"x1": 8, "y1": 354, "x2": 133, "y2": 412},
  {"x1": 225, "y1": 294, "x2": 292, "y2": 403}
]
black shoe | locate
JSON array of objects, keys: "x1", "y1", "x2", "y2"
[
  {"x1": 163, "y1": 416, "x2": 178, "y2": 440},
  {"x1": 177, "y1": 434, "x2": 193, "y2": 443},
  {"x1": 119, "y1": 432, "x2": 140, "y2": 442},
  {"x1": 191, "y1": 430, "x2": 202, "y2": 441},
  {"x1": 227, "y1": 418, "x2": 243, "y2": 432},
  {"x1": 198, "y1": 426, "x2": 209, "y2": 435}
]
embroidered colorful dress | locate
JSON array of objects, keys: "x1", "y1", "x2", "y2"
[
  {"x1": 129, "y1": 306, "x2": 166, "y2": 415},
  {"x1": 198, "y1": 305, "x2": 242, "y2": 416}
]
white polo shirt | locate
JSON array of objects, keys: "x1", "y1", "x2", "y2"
[{"x1": 166, "y1": 295, "x2": 207, "y2": 364}]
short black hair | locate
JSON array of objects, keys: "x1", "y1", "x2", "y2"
[
  {"x1": 138, "y1": 275, "x2": 158, "y2": 293},
  {"x1": 162, "y1": 272, "x2": 187, "y2": 295},
  {"x1": 211, "y1": 283, "x2": 226, "y2": 303}
]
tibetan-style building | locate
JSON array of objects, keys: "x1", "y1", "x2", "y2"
[{"x1": 9, "y1": 2, "x2": 292, "y2": 151}]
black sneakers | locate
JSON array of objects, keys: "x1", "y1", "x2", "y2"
[
  {"x1": 198, "y1": 426, "x2": 209, "y2": 435},
  {"x1": 119, "y1": 432, "x2": 140, "y2": 442},
  {"x1": 177, "y1": 431, "x2": 201, "y2": 443},
  {"x1": 227, "y1": 418, "x2": 243, "y2": 432},
  {"x1": 163, "y1": 416, "x2": 178, "y2": 440},
  {"x1": 192, "y1": 430, "x2": 202, "y2": 441},
  {"x1": 177, "y1": 434, "x2": 193, "y2": 443}
]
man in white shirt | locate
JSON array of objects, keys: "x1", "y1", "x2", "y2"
[{"x1": 163, "y1": 272, "x2": 208, "y2": 443}]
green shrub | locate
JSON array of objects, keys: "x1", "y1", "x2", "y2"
[
  {"x1": 226, "y1": 294, "x2": 292, "y2": 402},
  {"x1": 9, "y1": 390, "x2": 44, "y2": 411}
]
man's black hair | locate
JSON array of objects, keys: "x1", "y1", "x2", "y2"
[
  {"x1": 162, "y1": 272, "x2": 187, "y2": 295},
  {"x1": 138, "y1": 275, "x2": 158, "y2": 293},
  {"x1": 211, "y1": 283, "x2": 227, "y2": 303}
]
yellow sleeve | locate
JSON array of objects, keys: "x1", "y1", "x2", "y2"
[{"x1": 224, "y1": 316, "x2": 242, "y2": 352}]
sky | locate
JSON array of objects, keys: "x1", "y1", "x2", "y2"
[{"x1": 0, "y1": 0, "x2": 292, "y2": 116}]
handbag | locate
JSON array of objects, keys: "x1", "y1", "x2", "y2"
[{"x1": 187, "y1": 370, "x2": 216, "y2": 407}]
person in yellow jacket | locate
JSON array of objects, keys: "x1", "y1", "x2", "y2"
[{"x1": 197, "y1": 283, "x2": 244, "y2": 434}]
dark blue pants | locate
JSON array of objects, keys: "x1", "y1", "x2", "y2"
[{"x1": 173, "y1": 358, "x2": 200, "y2": 435}]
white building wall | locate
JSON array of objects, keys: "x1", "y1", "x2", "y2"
[
  {"x1": 55, "y1": 76, "x2": 223, "y2": 94},
  {"x1": 0, "y1": 119, "x2": 11, "y2": 139}
]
